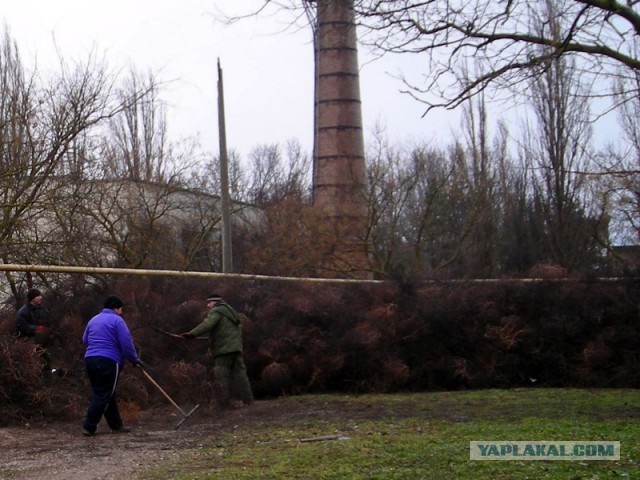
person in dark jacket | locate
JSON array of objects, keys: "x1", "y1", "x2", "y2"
[
  {"x1": 16, "y1": 288, "x2": 49, "y2": 339},
  {"x1": 15, "y1": 288, "x2": 53, "y2": 373},
  {"x1": 81, "y1": 295, "x2": 142, "y2": 436},
  {"x1": 181, "y1": 294, "x2": 253, "y2": 408}
]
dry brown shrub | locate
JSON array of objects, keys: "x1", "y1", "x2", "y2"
[
  {"x1": 307, "y1": 353, "x2": 345, "y2": 390},
  {"x1": 582, "y1": 340, "x2": 613, "y2": 366},
  {"x1": 139, "y1": 360, "x2": 208, "y2": 407},
  {"x1": 253, "y1": 347, "x2": 276, "y2": 366},
  {"x1": 373, "y1": 282, "x2": 402, "y2": 302},
  {"x1": 162, "y1": 361, "x2": 208, "y2": 403},
  {"x1": 0, "y1": 337, "x2": 47, "y2": 422},
  {"x1": 307, "y1": 366, "x2": 328, "y2": 390},
  {"x1": 259, "y1": 297, "x2": 288, "y2": 323},
  {"x1": 131, "y1": 292, "x2": 168, "y2": 324},
  {"x1": 173, "y1": 300, "x2": 206, "y2": 328},
  {"x1": 119, "y1": 374, "x2": 149, "y2": 408},
  {"x1": 415, "y1": 285, "x2": 445, "y2": 300},
  {"x1": 311, "y1": 285, "x2": 343, "y2": 311},
  {"x1": 425, "y1": 356, "x2": 473, "y2": 389},
  {"x1": 478, "y1": 301, "x2": 502, "y2": 319},
  {"x1": 41, "y1": 386, "x2": 85, "y2": 421},
  {"x1": 238, "y1": 197, "x2": 339, "y2": 278},
  {"x1": 118, "y1": 400, "x2": 142, "y2": 424},
  {"x1": 1, "y1": 275, "x2": 639, "y2": 421},
  {"x1": 167, "y1": 360, "x2": 203, "y2": 387},
  {"x1": 529, "y1": 263, "x2": 568, "y2": 278},
  {"x1": 451, "y1": 356, "x2": 471, "y2": 382},
  {"x1": 485, "y1": 315, "x2": 534, "y2": 351},
  {"x1": 285, "y1": 354, "x2": 312, "y2": 388},
  {"x1": 239, "y1": 313, "x2": 253, "y2": 337},
  {"x1": 288, "y1": 295, "x2": 315, "y2": 316},
  {"x1": 259, "y1": 337, "x2": 295, "y2": 360},
  {"x1": 366, "y1": 303, "x2": 398, "y2": 323},
  {"x1": 381, "y1": 357, "x2": 410, "y2": 391},
  {"x1": 344, "y1": 321, "x2": 382, "y2": 350},
  {"x1": 47, "y1": 313, "x2": 86, "y2": 375},
  {"x1": 550, "y1": 314, "x2": 585, "y2": 338},
  {"x1": 116, "y1": 277, "x2": 153, "y2": 304},
  {"x1": 260, "y1": 362, "x2": 292, "y2": 396},
  {"x1": 0, "y1": 313, "x2": 16, "y2": 335},
  {"x1": 303, "y1": 334, "x2": 330, "y2": 359}
]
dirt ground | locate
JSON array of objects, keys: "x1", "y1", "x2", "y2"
[
  {"x1": 0, "y1": 401, "x2": 272, "y2": 480},
  {"x1": 0, "y1": 397, "x2": 405, "y2": 480}
]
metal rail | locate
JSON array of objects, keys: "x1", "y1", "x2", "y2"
[
  {"x1": 0, "y1": 263, "x2": 384, "y2": 284},
  {"x1": 0, "y1": 263, "x2": 632, "y2": 284}
]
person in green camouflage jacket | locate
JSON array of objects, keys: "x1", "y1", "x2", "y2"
[{"x1": 181, "y1": 294, "x2": 253, "y2": 408}]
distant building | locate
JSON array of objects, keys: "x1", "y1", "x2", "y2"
[{"x1": 23, "y1": 177, "x2": 262, "y2": 273}]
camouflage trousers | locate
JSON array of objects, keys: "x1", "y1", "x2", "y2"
[{"x1": 212, "y1": 351, "x2": 253, "y2": 408}]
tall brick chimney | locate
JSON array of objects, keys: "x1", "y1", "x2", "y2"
[{"x1": 312, "y1": 0, "x2": 370, "y2": 278}]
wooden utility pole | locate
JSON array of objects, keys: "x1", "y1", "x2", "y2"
[{"x1": 217, "y1": 58, "x2": 233, "y2": 273}]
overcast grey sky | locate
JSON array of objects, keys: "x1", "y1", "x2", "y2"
[{"x1": 2, "y1": 0, "x2": 459, "y2": 160}]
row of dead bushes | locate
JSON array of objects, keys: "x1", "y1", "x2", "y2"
[{"x1": 0, "y1": 276, "x2": 638, "y2": 425}]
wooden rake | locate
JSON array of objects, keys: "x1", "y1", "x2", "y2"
[{"x1": 137, "y1": 365, "x2": 200, "y2": 430}]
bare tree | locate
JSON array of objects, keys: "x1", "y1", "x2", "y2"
[
  {"x1": 190, "y1": 149, "x2": 246, "y2": 202},
  {"x1": 518, "y1": 1, "x2": 601, "y2": 271},
  {"x1": 606, "y1": 60, "x2": 640, "y2": 248},
  {"x1": 0, "y1": 28, "x2": 131, "y2": 296},
  {"x1": 353, "y1": 0, "x2": 640, "y2": 113},
  {"x1": 497, "y1": 149, "x2": 537, "y2": 274},
  {"x1": 365, "y1": 124, "x2": 489, "y2": 280},
  {"x1": 457, "y1": 89, "x2": 501, "y2": 277},
  {"x1": 247, "y1": 144, "x2": 285, "y2": 205},
  {"x1": 237, "y1": 196, "x2": 337, "y2": 277},
  {"x1": 246, "y1": 139, "x2": 311, "y2": 205},
  {"x1": 100, "y1": 69, "x2": 179, "y2": 183},
  {"x1": 365, "y1": 127, "x2": 420, "y2": 278}
]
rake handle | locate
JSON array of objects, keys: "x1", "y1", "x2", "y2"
[{"x1": 138, "y1": 366, "x2": 187, "y2": 416}]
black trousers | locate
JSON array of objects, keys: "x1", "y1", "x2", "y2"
[{"x1": 82, "y1": 356, "x2": 123, "y2": 433}]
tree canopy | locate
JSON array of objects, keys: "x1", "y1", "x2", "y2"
[{"x1": 351, "y1": 0, "x2": 640, "y2": 110}]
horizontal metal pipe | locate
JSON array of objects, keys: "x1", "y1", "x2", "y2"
[
  {"x1": 0, "y1": 263, "x2": 630, "y2": 285},
  {"x1": 0, "y1": 263, "x2": 383, "y2": 284}
]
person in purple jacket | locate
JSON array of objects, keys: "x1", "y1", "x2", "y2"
[{"x1": 81, "y1": 295, "x2": 142, "y2": 436}]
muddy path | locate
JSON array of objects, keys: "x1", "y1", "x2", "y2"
[
  {"x1": 0, "y1": 396, "x2": 406, "y2": 480},
  {"x1": 0, "y1": 402, "x2": 272, "y2": 480}
]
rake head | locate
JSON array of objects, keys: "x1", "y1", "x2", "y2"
[{"x1": 174, "y1": 403, "x2": 201, "y2": 430}]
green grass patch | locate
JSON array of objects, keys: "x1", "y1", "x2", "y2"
[{"x1": 141, "y1": 389, "x2": 640, "y2": 479}]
